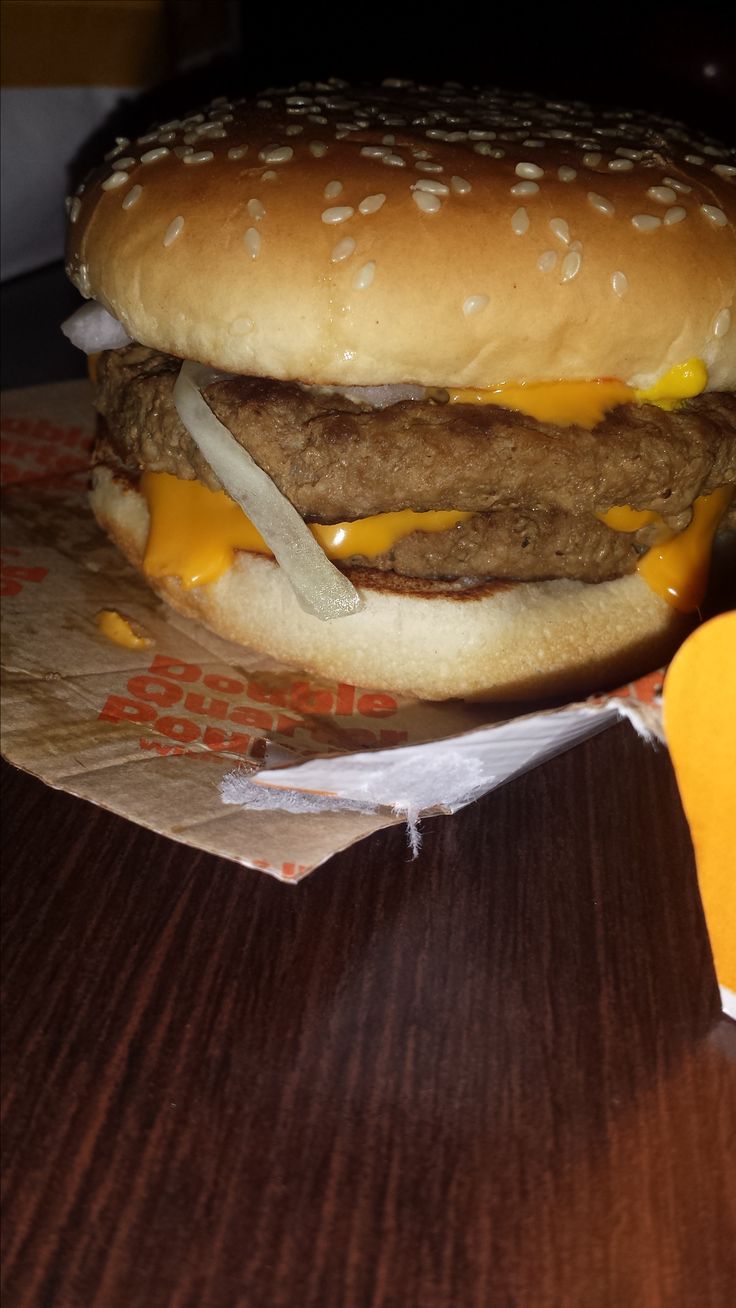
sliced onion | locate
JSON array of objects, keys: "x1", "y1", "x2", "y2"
[
  {"x1": 173, "y1": 362, "x2": 363, "y2": 621},
  {"x1": 313, "y1": 382, "x2": 427, "y2": 408},
  {"x1": 61, "y1": 302, "x2": 133, "y2": 353}
]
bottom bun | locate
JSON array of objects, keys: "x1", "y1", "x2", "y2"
[{"x1": 90, "y1": 466, "x2": 692, "y2": 701}]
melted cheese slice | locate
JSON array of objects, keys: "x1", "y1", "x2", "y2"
[
  {"x1": 140, "y1": 472, "x2": 730, "y2": 615},
  {"x1": 599, "y1": 485, "x2": 733, "y2": 612},
  {"x1": 141, "y1": 471, "x2": 471, "y2": 589},
  {"x1": 448, "y1": 358, "x2": 708, "y2": 428}
]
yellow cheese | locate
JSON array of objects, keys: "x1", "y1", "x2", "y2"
[
  {"x1": 448, "y1": 359, "x2": 708, "y2": 428},
  {"x1": 140, "y1": 472, "x2": 730, "y2": 614},
  {"x1": 635, "y1": 358, "x2": 708, "y2": 410},
  {"x1": 600, "y1": 486, "x2": 732, "y2": 612},
  {"x1": 140, "y1": 471, "x2": 471, "y2": 589},
  {"x1": 449, "y1": 379, "x2": 635, "y2": 427},
  {"x1": 636, "y1": 486, "x2": 732, "y2": 612},
  {"x1": 97, "y1": 609, "x2": 152, "y2": 650}
]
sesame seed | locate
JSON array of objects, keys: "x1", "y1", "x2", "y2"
[
  {"x1": 608, "y1": 158, "x2": 634, "y2": 171},
  {"x1": 587, "y1": 192, "x2": 615, "y2": 215},
  {"x1": 69, "y1": 196, "x2": 81, "y2": 223},
  {"x1": 324, "y1": 180, "x2": 343, "y2": 199},
  {"x1": 664, "y1": 206, "x2": 687, "y2": 225},
  {"x1": 582, "y1": 151, "x2": 602, "y2": 168},
  {"x1": 244, "y1": 228, "x2": 261, "y2": 258},
  {"x1": 413, "y1": 190, "x2": 441, "y2": 213},
  {"x1": 413, "y1": 178, "x2": 449, "y2": 195},
  {"x1": 415, "y1": 161, "x2": 445, "y2": 173},
  {"x1": 684, "y1": 154, "x2": 704, "y2": 165},
  {"x1": 285, "y1": 124, "x2": 304, "y2": 136},
  {"x1": 611, "y1": 270, "x2": 629, "y2": 297},
  {"x1": 227, "y1": 146, "x2": 248, "y2": 160},
  {"x1": 163, "y1": 216, "x2": 184, "y2": 247},
  {"x1": 247, "y1": 198, "x2": 265, "y2": 220},
  {"x1": 700, "y1": 204, "x2": 727, "y2": 227},
  {"x1": 463, "y1": 295, "x2": 489, "y2": 316},
  {"x1": 450, "y1": 176, "x2": 472, "y2": 194},
  {"x1": 515, "y1": 161, "x2": 544, "y2": 179},
  {"x1": 183, "y1": 151, "x2": 214, "y2": 165},
  {"x1": 259, "y1": 145, "x2": 294, "y2": 164},
  {"x1": 511, "y1": 207, "x2": 530, "y2": 235},
  {"x1": 358, "y1": 194, "x2": 386, "y2": 215},
  {"x1": 473, "y1": 142, "x2": 493, "y2": 156},
  {"x1": 537, "y1": 250, "x2": 557, "y2": 272},
  {"x1": 309, "y1": 141, "x2": 328, "y2": 157},
  {"x1": 615, "y1": 147, "x2": 642, "y2": 161},
  {"x1": 647, "y1": 185, "x2": 677, "y2": 204},
  {"x1": 331, "y1": 236, "x2": 356, "y2": 262},
  {"x1": 104, "y1": 139, "x2": 129, "y2": 161},
  {"x1": 713, "y1": 163, "x2": 736, "y2": 179},
  {"x1": 511, "y1": 181, "x2": 539, "y2": 197},
  {"x1": 361, "y1": 145, "x2": 389, "y2": 158},
  {"x1": 102, "y1": 171, "x2": 129, "y2": 190},
  {"x1": 662, "y1": 176, "x2": 692, "y2": 193},
  {"x1": 381, "y1": 153, "x2": 406, "y2": 167},
  {"x1": 632, "y1": 214, "x2": 662, "y2": 231},
  {"x1": 557, "y1": 166, "x2": 577, "y2": 182},
  {"x1": 322, "y1": 206, "x2": 355, "y2": 224},
  {"x1": 261, "y1": 170, "x2": 277, "y2": 181},
  {"x1": 173, "y1": 146, "x2": 193, "y2": 158},
  {"x1": 560, "y1": 250, "x2": 582, "y2": 282},
  {"x1": 549, "y1": 217, "x2": 570, "y2": 244},
  {"x1": 714, "y1": 308, "x2": 731, "y2": 338},
  {"x1": 353, "y1": 262, "x2": 375, "y2": 289},
  {"x1": 141, "y1": 147, "x2": 169, "y2": 164},
  {"x1": 122, "y1": 184, "x2": 142, "y2": 210},
  {"x1": 112, "y1": 157, "x2": 136, "y2": 170},
  {"x1": 157, "y1": 131, "x2": 176, "y2": 144}
]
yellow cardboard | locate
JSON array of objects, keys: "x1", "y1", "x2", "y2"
[{"x1": 664, "y1": 613, "x2": 736, "y2": 994}]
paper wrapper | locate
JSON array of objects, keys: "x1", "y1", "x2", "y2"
[{"x1": 2, "y1": 380, "x2": 668, "y2": 880}]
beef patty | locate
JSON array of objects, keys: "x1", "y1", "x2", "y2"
[{"x1": 94, "y1": 345, "x2": 736, "y2": 585}]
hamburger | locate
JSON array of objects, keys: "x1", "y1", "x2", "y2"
[{"x1": 63, "y1": 79, "x2": 736, "y2": 700}]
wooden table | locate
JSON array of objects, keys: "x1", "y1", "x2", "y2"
[{"x1": 2, "y1": 268, "x2": 736, "y2": 1308}]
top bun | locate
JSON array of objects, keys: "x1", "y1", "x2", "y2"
[{"x1": 67, "y1": 79, "x2": 736, "y2": 390}]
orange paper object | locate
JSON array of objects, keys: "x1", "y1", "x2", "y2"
[{"x1": 663, "y1": 613, "x2": 736, "y2": 1015}]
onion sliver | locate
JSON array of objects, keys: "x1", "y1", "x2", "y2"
[
  {"x1": 173, "y1": 362, "x2": 363, "y2": 620},
  {"x1": 61, "y1": 302, "x2": 133, "y2": 353},
  {"x1": 314, "y1": 383, "x2": 427, "y2": 408}
]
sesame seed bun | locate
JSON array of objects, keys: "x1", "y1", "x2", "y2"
[
  {"x1": 90, "y1": 466, "x2": 691, "y2": 701},
  {"x1": 67, "y1": 82, "x2": 735, "y2": 390}
]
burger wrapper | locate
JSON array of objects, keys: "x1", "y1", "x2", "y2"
[{"x1": 3, "y1": 377, "x2": 730, "y2": 1015}]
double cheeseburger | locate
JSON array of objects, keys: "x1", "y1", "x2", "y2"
[{"x1": 63, "y1": 79, "x2": 736, "y2": 700}]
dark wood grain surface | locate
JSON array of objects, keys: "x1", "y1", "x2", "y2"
[{"x1": 3, "y1": 720, "x2": 736, "y2": 1308}]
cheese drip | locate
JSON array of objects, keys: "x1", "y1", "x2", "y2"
[
  {"x1": 141, "y1": 472, "x2": 471, "y2": 589},
  {"x1": 599, "y1": 486, "x2": 733, "y2": 612},
  {"x1": 448, "y1": 359, "x2": 707, "y2": 428}
]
